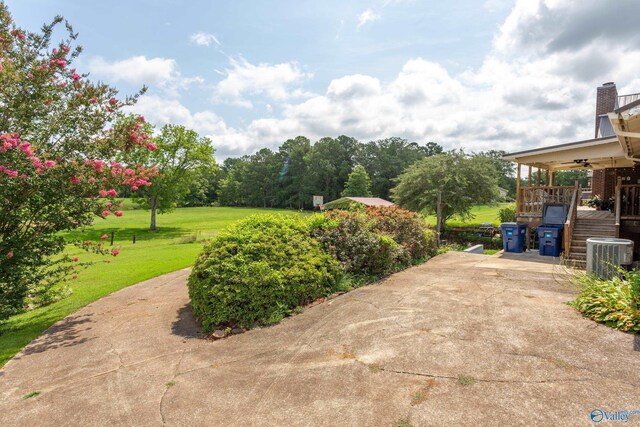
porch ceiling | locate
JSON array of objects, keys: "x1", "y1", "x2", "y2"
[
  {"x1": 503, "y1": 136, "x2": 632, "y2": 170},
  {"x1": 609, "y1": 103, "x2": 640, "y2": 161}
]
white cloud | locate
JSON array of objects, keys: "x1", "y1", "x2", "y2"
[
  {"x1": 126, "y1": 0, "x2": 640, "y2": 159},
  {"x1": 214, "y1": 57, "x2": 312, "y2": 108},
  {"x1": 88, "y1": 56, "x2": 203, "y2": 96},
  {"x1": 357, "y1": 9, "x2": 380, "y2": 29},
  {"x1": 190, "y1": 32, "x2": 221, "y2": 47}
]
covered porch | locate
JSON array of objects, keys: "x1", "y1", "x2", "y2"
[{"x1": 504, "y1": 100, "x2": 640, "y2": 261}]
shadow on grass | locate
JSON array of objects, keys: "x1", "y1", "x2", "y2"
[
  {"x1": 171, "y1": 304, "x2": 203, "y2": 339},
  {"x1": 63, "y1": 226, "x2": 190, "y2": 243}
]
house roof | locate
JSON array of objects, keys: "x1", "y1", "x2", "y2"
[
  {"x1": 321, "y1": 197, "x2": 395, "y2": 210},
  {"x1": 504, "y1": 95, "x2": 640, "y2": 171},
  {"x1": 502, "y1": 136, "x2": 630, "y2": 170}
]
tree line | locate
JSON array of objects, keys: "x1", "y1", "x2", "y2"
[{"x1": 179, "y1": 136, "x2": 520, "y2": 210}]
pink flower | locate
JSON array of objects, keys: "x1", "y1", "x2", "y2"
[
  {"x1": 89, "y1": 97, "x2": 97, "y2": 104},
  {"x1": 112, "y1": 249, "x2": 120, "y2": 257},
  {"x1": 99, "y1": 190, "x2": 108, "y2": 197},
  {"x1": 73, "y1": 256, "x2": 79, "y2": 262},
  {"x1": 105, "y1": 202, "x2": 112, "y2": 208},
  {"x1": 114, "y1": 211, "x2": 123, "y2": 217},
  {"x1": 109, "y1": 98, "x2": 118, "y2": 105},
  {"x1": 138, "y1": 116, "x2": 145, "y2": 123},
  {"x1": 88, "y1": 177, "x2": 96, "y2": 183},
  {"x1": 107, "y1": 189, "x2": 117, "y2": 197},
  {"x1": 70, "y1": 176, "x2": 80, "y2": 184},
  {"x1": 27, "y1": 73, "x2": 33, "y2": 79},
  {"x1": 71, "y1": 72, "x2": 80, "y2": 81},
  {"x1": 44, "y1": 160, "x2": 56, "y2": 168},
  {"x1": 146, "y1": 142, "x2": 157, "y2": 151},
  {"x1": 6, "y1": 251, "x2": 13, "y2": 258},
  {"x1": 102, "y1": 210, "x2": 111, "y2": 217},
  {"x1": 131, "y1": 185, "x2": 138, "y2": 191},
  {"x1": 101, "y1": 234, "x2": 108, "y2": 240}
]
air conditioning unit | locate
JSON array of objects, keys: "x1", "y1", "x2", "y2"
[{"x1": 586, "y1": 238, "x2": 634, "y2": 279}]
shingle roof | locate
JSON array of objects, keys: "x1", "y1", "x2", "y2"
[{"x1": 321, "y1": 197, "x2": 395, "y2": 210}]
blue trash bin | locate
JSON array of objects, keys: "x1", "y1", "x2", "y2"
[
  {"x1": 501, "y1": 222, "x2": 528, "y2": 253},
  {"x1": 538, "y1": 225, "x2": 563, "y2": 257},
  {"x1": 537, "y1": 204, "x2": 568, "y2": 257}
]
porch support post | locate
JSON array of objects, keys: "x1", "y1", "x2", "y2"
[
  {"x1": 528, "y1": 166, "x2": 532, "y2": 187},
  {"x1": 550, "y1": 171, "x2": 556, "y2": 186},
  {"x1": 537, "y1": 167, "x2": 541, "y2": 186},
  {"x1": 545, "y1": 169, "x2": 549, "y2": 186},
  {"x1": 516, "y1": 162, "x2": 521, "y2": 218}
]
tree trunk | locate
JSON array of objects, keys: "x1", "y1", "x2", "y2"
[
  {"x1": 150, "y1": 196, "x2": 157, "y2": 231},
  {"x1": 436, "y1": 191, "x2": 443, "y2": 243}
]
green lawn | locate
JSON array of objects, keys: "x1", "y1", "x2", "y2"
[
  {"x1": 424, "y1": 204, "x2": 509, "y2": 227},
  {"x1": 0, "y1": 206, "x2": 302, "y2": 367}
]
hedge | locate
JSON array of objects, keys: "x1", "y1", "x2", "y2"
[{"x1": 188, "y1": 207, "x2": 438, "y2": 331}]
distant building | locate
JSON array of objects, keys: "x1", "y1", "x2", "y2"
[{"x1": 321, "y1": 197, "x2": 395, "y2": 210}]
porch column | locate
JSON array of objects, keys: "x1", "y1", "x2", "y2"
[
  {"x1": 550, "y1": 171, "x2": 556, "y2": 186},
  {"x1": 545, "y1": 169, "x2": 549, "y2": 186},
  {"x1": 528, "y1": 166, "x2": 532, "y2": 187},
  {"x1": 537, "y1": 167, "x2": 542, "y2": 186},
  {"x1": 516, "y1": 163, "x2": 521, "y2": 217}
]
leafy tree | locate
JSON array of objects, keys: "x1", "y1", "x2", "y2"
[
  {"x1": 0, "y1": 6, "x2": 156, "y2": 319},
  {"x1": 181, "y1": 165, "x2": 220, "y2": 207},
  {"x1": 245, "y1": 148, "x2": 282, "y2": 207},
  {"x1": 342, "y1": 165, "x2": 373, "y2": 197},
  {"x1": 134, "y1": 125, "x2": 215, "y2": 230},
  {"x1": 356, "y1": 137, "x2": 434, "y2": 199},
  {"x1": 533, "y1": 169, "x2": 589, "y2": 187},
  {"x1": 424, "y1": 141, "x2": 444, "y2": 156},
  {"x1": 278, "y1": 136, "x2": 311, "y2": 209},
  {"x1": 392, "y1": 152, "x2": 499, "y2": 233},
  {"x1": 304, "y1": 135, "x2": 358, "y2": 202},
  {"x1": 476, "y1": 150, "x2": 516, "y2": 197},
  {"x1": 218, "y1": 157, "x2": 250, "y2": 207}
]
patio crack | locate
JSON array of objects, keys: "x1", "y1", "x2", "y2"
[
  {"x1": 159, "y1": 349, "x2": 187, "y2": 425},
  {"x1": 372, "y1": 365, "x2": 593, "y2": 384}
]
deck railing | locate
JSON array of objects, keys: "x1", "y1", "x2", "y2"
[{"x1": 517, "y1": 186, "x2": 577, "y2": 218}]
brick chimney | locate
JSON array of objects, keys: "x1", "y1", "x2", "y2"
[{"x1": 595, "y1": 82, "x2": 618, "y2": 137}]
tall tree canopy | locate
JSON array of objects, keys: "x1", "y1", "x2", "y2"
[
  {"x1": 133, "y1": 124, "x2": 215, "y2": 230},
  {"x1": 213, "y1": 136, "x2": 443, "y2": 210},
  {"x1": 392, "y1": 152, "x2": 499, "y2": 233},
  {"x1": 475, "y1": 150, "x2": 517, "y2": 197},
  {"x1": 356, "y1": 137, "x2": 437, "y2": 199},
  {"x1": 342, "y1": 165, "x2": 372, "y2": 197}
]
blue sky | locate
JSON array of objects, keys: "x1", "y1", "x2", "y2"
[{"x1": 5, "y1": 0, "x2": 640, "y2": 158}]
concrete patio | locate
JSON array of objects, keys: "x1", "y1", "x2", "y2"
[{"x1": 1, "y1": 251, "x2": 639, "y2": 426}]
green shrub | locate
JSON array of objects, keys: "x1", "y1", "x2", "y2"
[
  {"x1": 497, "y1": 204, "x2": 516, "y2": 223},
  {"x1": 310, "y1": 207, "x2": 437, "y2": 275},
  {"x1": 365, "y1": 206, "x2": 437, "y2": 260},
  {"x1": 570, "y1": 269, "x2": 640, "y2": 333},
  {"x1": 188, "y1": 215, "x2": 341, "y2": 331},
  {"x1": 310, "y1": 210, "x2": 400, "y2": 275}
]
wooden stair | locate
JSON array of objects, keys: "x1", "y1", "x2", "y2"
[{"x1": 565, "y1": 212, "x2": 616, "y2": 269}]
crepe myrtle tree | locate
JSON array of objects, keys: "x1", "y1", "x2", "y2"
[
  {"x1": 0, "y1": 5, "x2": 157, "y2": 319},
  {"x1": 132, "y1": 124, "x2": 215, "y2": 230},
  {"x1": 391, "y1": 151, "x2": 499, "y2": 234}
]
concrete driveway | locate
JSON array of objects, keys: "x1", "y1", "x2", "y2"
[{"x1": 1, "y1": 251, "x2": 639, "y2": 426}]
